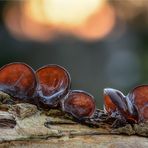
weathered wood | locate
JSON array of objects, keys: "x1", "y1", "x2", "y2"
[
  {"x1": 0, "y1": 135, "x2": 148, "y2": 148},
  {"x1": 0, "y1": 92, "x2": 147, "y2": 148}
]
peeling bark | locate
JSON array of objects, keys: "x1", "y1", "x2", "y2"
[{"x1": 0, "y1": 91, "x2": 147, "y2": 147}]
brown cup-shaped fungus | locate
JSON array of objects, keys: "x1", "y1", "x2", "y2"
[
  {"x1": 36, "y1": 65, "x2": 71, "y2": 108},
  {"x1": 128, "y1": 85, "x2": 148, "y2": 122},
  {"x1": 62, "y1": 90, "x2": 96, "y2": 120},
  {"x1": 104, "y1": 88, "x2": 118, "y2": 116},
  {"x1": 0, "y1": 63, "x2": 37, "y2": 103},
  {"x1": 104, "y1": 88, "x2": 137, "y2": 122}
]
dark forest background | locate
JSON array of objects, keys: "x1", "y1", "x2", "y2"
[{"x1": 0, "y1": 0, "x2": 148, "y2": 108}]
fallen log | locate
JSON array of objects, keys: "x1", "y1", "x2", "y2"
[{"x1": 0, "y1": 92, "x2": 147, "y2": 148}]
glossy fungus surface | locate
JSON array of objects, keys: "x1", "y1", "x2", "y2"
[
  {"x1": 36, "y1": 65, "x2": 71, "y2": 108},
  {"x1": 104, "y1": 89, "x2": 118, "y2": 116},
  {"x1": 104, "y1": 88, "x2": 130, "y2": 121},
  {"x1": 128, "y1": 85, "x2": 148, "y2": 122},
  {"x1": 0, "y1": 63, "x2": 37, "y2": 102},
  {"x1": 63, "y1": 90, "x2": 96, "y2": 120},
  {"x1": 104, "y1": 86, "x2": 148, "y2": 123}
]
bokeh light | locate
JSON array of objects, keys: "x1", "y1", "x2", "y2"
[
  {"x1": 0, "y1": 0, "x2": 148, "y2": 108},
  {"x1": 3, "y1": 0, "x2": 115, "y2": 41}
]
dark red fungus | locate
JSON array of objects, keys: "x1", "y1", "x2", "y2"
[
  {"x1": 0, "y1": 63, "x2": 96, "y2": 121},
  {"x1": 104, "y1": 88, "x2": 132, "y2": 121},
  {"x1": 128, "y1": 85, "x2": 148, "y2": 122},
  {"x1": 104, "y1": 86, "x2": 148, "y2": 123},
  {"x1": 36, "y1": 65, "x2": 71, "y2": 108},
  {"x1": 104, "y1": 89, "x2": 119, "y2": 117},
  {"x1": 0, "y1": 62, "x2": 37, "y2": 102},
  {"x1": 62, "y1": 90, "x2": 96, "y2": 120}
]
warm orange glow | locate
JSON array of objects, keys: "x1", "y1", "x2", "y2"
[
  {"x1": 72, "y1": 4, "x2": 115, "y2": 40},
  {"x1": 25, "y1": 0, "x2": 104, "y2": 26},
  {"x1": 3, "y1": 0, "x2": 116, "y2": 41}
]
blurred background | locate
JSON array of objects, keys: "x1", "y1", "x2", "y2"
[{"x1": 0, "y1": 0, "x2": 148, "y2": 108}]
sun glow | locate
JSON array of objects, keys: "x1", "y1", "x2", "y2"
[
  {"x1": 4, "y1": 0, "x2": 115, "y2": 41},
  {"x1": 25, "y1": 0, "x2": 104, "y2": 26}
]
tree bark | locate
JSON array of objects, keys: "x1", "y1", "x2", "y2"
[{"x1": 0, "y1": 92, "x2": 147, "y2": 148}]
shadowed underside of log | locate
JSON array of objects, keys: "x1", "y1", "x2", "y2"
[{"x1": 0, "y1": 92, "x2": 148, "y2": 148}]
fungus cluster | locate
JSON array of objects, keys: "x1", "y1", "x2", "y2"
[
  {"x1": 104, "y1": 86, "x2": 148, "y2": 123},
  {"x1": 0, "y1": 62, "x2": 96, "y2": 120},
  {"x1": 0, "y1": 62, "x2": 147, "y2": 123}
]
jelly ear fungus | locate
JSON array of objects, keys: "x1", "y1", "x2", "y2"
[
  {"x1": 35, "y1": 64, "x2": 96, "y2": 120},
  {"x1": 0, "y1": 62, "x2": 37, "y2": 103},
  {"x1": 0, "y1": 62, "x2": 96, "y2": 121},
  {"x1": 35, "y1": 65, "x2": 71, "y2": 108},
  {"x1": 127, "y1": 85, "x2": 148, "y2": 122},
  {"x1": 103, "y1": 88, "x2": 136, "y2": 122},
  {"x1": 61, "y1": 90, "x2": 96, "y2": 120},
  {"x1": 104, "y1": 86, "x2": 148, "y2": 123},
  {"x1": 104, "y1": 88, "x2": 128, "y2": 115}
]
